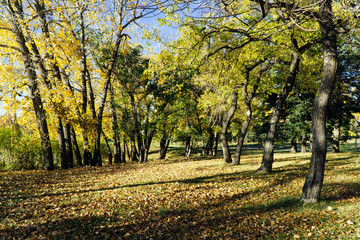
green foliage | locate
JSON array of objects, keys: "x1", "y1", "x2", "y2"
[
  {"x1": 0, "y1": 127, "x2": 43, "y2": 171},
  {"x1": 277, "y1": 93, "x2": 313, "y2": 143}
]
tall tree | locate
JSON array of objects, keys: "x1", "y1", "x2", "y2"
[{"x1": 1, "y1": 0, "x2": 54, "y2": 170}]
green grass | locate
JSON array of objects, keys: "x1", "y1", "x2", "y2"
[{"x1": 1, "y1": 142, "x2": 359, "y2": 239}]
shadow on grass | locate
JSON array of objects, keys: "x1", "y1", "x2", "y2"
[
  {"x1": 323, "y1": 182, "x2": 360, "y2": 201},
  {"x1": 0, "y1": 186, "x2": 302, "y2": 240}
]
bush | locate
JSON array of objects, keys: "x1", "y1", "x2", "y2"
[{"x1": 0, "y1": 127, "x2": 43, "y2": 171}]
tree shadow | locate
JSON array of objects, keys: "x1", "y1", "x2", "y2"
[
  {"x1": 0, "y1": 181, "x2": 302, "y2": 240},
  {"x1": 323, "y1": 182, "x2": 360, "y2": 201}
]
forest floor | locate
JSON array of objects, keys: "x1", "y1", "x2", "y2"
[{"x1": 1, "y1": 143, "x2": 360, "y2": 239}]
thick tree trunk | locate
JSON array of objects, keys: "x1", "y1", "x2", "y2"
[
  {"x1": 6, "y1": 3, "x2": 54, "y2": 170},
  {"x1": 302, "y1": 0, "x2": 338, "y2": 203},
  {"x1": 290, "y1": 139, "x2": 298, "y2": 153},
  {"x1": 220, "y1": 90, "x2": 238, "y2": 163},
  {"x1": 70, "y1": 127, "x2": 82, "y2": 167},
  {"x1": 301, "y1": 135, "x2": 307, "y2": 153},
  {"x1": 257, "y1": 51, "x2": 300, "y2": 173},
  {"x1": 63, "y1": 124, "x2": 74, "y2": 168},
  {"x1": 332, "y1": 121, "x2": 340, "y2": 153}
]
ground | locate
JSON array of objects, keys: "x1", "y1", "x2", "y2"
[{"x1": 1, "y1": 143, "x2": 360, "y2": 239}]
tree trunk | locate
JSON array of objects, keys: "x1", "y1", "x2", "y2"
[
  {"x1": 205, "y1": 129, "x2": 214, "y2": 156},
  {"x1": 56, "y1": 118, "x2": 68, "y2": 169},
  {"x1": 83, "y1": 135, "x2": 92, "y2": 166},
  {"x1": 233, "y1": 111, "x2": 252, "y2": 165},
  {"x1": 332, "y1": 121, "x2": 340, "y2": 153},
  {"x1": 102, "y1": 131, "x2": 113, "y2": 165},
  {"x1": 122, "y1": 137, "x2": 126, "y2": 163},
  {"x1": 144, "y1": 130, "x2": 155, "y2": 162},
  {"x1": 213, "y1": 132, "x2": 219, "y2": 156},
  {"x1": 64, "y1": 123, "x2": 74, "y2": 168},
  {"x1": 109, "y1": 81, "x2": 122, "y2": 163},
  {"x1": 220, "y1": 90, "x2": 238, "y2": 163},
  {"x1": 301, "y1": 0, "x2": 338, "y2": 203},
  {"x1": 301, "y1": 135, "x2": 307, "y2": 153},
  {"x1": 159, "y1": 135, "x2": 171, "y2": 159},
  {"x1": 185, "y1": 135, "x2": 192, "y2": 157},
  {"x1": 70, "y1": 127, "x2": 83, "y2": 167},
  {"x1": 290, "y1": 139, "x2": 298, "y2": 153},
  {"x1": 257, "y1": 51, "x2": 300, "y2": 173},
  {"x1": 309, "y1": 133, "x2": 313, "y2": 152},
  {"x1": 6, "y1": 3, "x2": 54, "y2": 170}
]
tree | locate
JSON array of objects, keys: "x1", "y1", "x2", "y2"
[{"x1": 1, "y1": 1, "x2": 54, "y2": 170}]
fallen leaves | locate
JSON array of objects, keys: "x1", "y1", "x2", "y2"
[{"x1": 1, "y1": 151, "x2": 360, "y2": 239}]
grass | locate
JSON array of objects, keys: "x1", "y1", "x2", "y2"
[{"x1": 1, "y1": 142, "x2": 360, "y2": 239}]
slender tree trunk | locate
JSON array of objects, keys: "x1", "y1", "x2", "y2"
[
  {"x1": 302, "y1": 0, "x2": 338, "y2": 203},
  {"x1": 109, "y1": 81, "x2": 122, "y2": 163},
  {"x1": 213, "y1": 132, "x2": 219, "y2": 156},
  {"x1": 130, "y1": 140, "x2": 138, "y2": 161},
  {"x1": 122, "y1": 137, "x2": 126, "y2": 163},
  {"x1": 205, "y1": 129, "x2": 214, "y2": 156},
  {"x1": 102, "y1": 131, "x2": 113, "y2": 165},
  {"x1": 257, "y1": 51, "x2": 300, "y2": 173},
  {"x1": 6, "y1": 3, "x2": 54, "y2": 170},
  {"x1": 159, "y1": 135, "x2": 171, "y2": 159},
  {"x1": 233, "y1": 110, "x2": 252, "y2": 165},
  {"x1": 185, "y1": 135, "x2": 192, "y2": 157},
  {"x1": 76, "y1": 8, "x2": 92, "y2": 166},
  {"x1": 83, "y1": 135, "x2": 91, "y2": 166},
  {"x1": 332, "y1": 121, "x2": 340, "y2": 153},
  {"x1": 309, "y1": 133, "x2": 313, "y2": 152},
  {"x1": 220, "y1": 91, "x2": 238, "y2": 163},
  {"x1": 144, "y1": 129, "x2": 155, "y2": 162},
  {"x1": 233, "y1": 59, "x2": 267, "y2": 164},
  {"x1": 70, "y1": 127, "x2": 82, "y2": 167},
  {"x1": 301, "y1": 135, "x2": 307, "y2": 153},
  {"x1": 290, "y1": 139, "x2": 298, "y2": 153},
  {"x1": 64, "y1": 123, "x2": 74, "y2": 168}
]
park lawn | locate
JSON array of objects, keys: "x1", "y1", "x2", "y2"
[{"x1": 0, "y1": 148, "x2": 359, "y2": 239}]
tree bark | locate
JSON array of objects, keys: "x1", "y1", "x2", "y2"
[
  {"x1": 159, "y1": 135, "x2": 171, "y2": 159},
  {"x1": 257, "y1": 51, "x2": 300, "y2": 173},
  {"x1": 290, "y1": 139, "x2": 298, "y2": 153},
  {"x1": 5, "y1": 2, "x2": 54, "y2": 170},
  {"x1": 109, "y1": 81, "x2": 122, "y2": 163},
  {"x1": 301, "y1": 134, "x2": 307, "y2": 153},
  {"x1": 70, "y1": 126, "x2": 82, "y2": 167},
  {"x1": 205, "y1": 129, "x2": 215, "y2": 156},
  {"x1": 64, "y1": 123, "x2": 74, "y2": 168},
  {"x1": 102, "y1": 131, "x2": 113, "y2": 165},
  {"x1": 233, "y1": 61, "x2": 265, "y2": 165},
  {"x1": 301, "y1": 0, "x2": 338, "y2": 203},
  {"x1": 56, "y1": 118, "x2": 68, "y2": 169},
  {"x1": 185, "y1": 135, "x2": 192, "y2": 157},
  {"x1": 122, "y1": 137, "x2": 127, "y2": 163},
  {"x1": 213, "y1": 132, "x2": 219, "y2": 156},
  {"x1": 220, "y1": 90, "x2": 238, "y2": 163},
  {"x1": 233, "y1": 111, "x2": 251, "y2": 165},
  {"x1": 332, "y1": 121, "x2": 340, "y2": 153}
]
